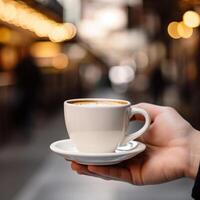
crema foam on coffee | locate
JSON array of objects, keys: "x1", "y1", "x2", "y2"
[{"x1": 70, "y1": 100, "x2": 127, "y2": 106}]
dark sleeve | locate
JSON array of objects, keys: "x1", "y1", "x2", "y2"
[{"x1": 192, "y1": 164, "x2": 200, "y2": 199}]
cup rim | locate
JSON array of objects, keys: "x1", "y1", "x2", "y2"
[{"x1": 64, "y1": 98, "x2": 131, "y2": 108}]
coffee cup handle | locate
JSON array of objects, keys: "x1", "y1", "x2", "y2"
[{"x1": 120, "y1": 106, "x2": 151, "y2": 145}]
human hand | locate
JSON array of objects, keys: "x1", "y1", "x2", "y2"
[{"x1": 71, "y1": 103, "x2": 200, "y2": 185}]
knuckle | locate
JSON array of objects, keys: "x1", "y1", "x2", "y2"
[
  {"x1": 164, "y1": 106, "x2": 175, "y2": 113},
  {"x1": 134, "y1": 102, "x2": 147, "y2": 109},
  {"x1": 132, "y1": 177, "x2": 144, "y2": 185},
  {"x1": 130, "y1": 165, "x2": 144, "y2": 186},
  {"x1": 77, "y1": 170, "x2": 83, "y2": 175},
  {"x1": 137, "y1": 102, "x2": 146, "y2": 107}
]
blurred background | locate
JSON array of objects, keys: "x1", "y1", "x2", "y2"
[{"x1": 0, "y1": 0, "x2": 200, "y2": 199}]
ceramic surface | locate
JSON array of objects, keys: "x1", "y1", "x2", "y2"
[
  {"x1": 64, "y1": 98, "x2": 150, "y2": 153},
  {"x1": 50, "y1": 139, "x2": 146, "y2": 165}
]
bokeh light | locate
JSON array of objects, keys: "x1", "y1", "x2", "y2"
[
  {"x1": 183, "y1": 10, "x2": 200, "y2": 28},
  {"x1": 0, "y1": 0, "x2": 76, "y2": 42},
  {"x1": 95, "y1": 7, "x2": 127, "y2": 31},
  {"x1": 0, "y1": 27, "x2": 11, "y2": 43},
  {"x1": 30, "y1": 42, "x2": 61, "y2": 58},
  {"x1": 167, "y1": 22, "x2": 180, "y2": 39},
  {"x1": 52, "y1": 53, "x2": 69, "y2": 69},
  {"x1": 109, "y1": 65, "x2": 135, "y2": 85},
  {"x1": 49, "y1": 23, "x2": 76, "y2": 43},
  {"x1": 177, "y1": 21, "x2": 193, "y2": 38}
]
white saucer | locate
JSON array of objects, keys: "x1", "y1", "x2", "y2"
[{"x1": 50, "y1": 139, "x2": 146, "y2": 165}]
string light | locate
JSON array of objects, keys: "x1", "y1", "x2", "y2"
[{"x1": 0, "y1": 0, "x2": 76, "y2": 42}]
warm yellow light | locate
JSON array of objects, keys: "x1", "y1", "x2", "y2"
[
  {"x1": 63, "y1": 23, "x2": 77, "y2": 39},
  {"x1": 33, "y1": 21, "x2": 52, "y2": 37},
  {"x1": 16, "y1": 10, "x2": 31, "y2": 29},
  {"x1": 52, "y1": 53, "x2": 69, "y2": 69},
  {"x1": 177, "y1": 22, "x2": 193, "y2": 38},
  {"x1": 0, "y1": 0, "x2": 76, "y2": 42},
  {"x1": 167, "y1": 22, "x2": 180, "y2": 39},
  {"x1": 0, "y1": 27, "x2": 11, "y2": 43},
  {"x1": 5, "y1": 4, "x2": 17, "y2": 22},
  {"x1": 49, "y1": 23, "x2": 76, "y2": 42},
  {"x1": 183, "y1": 10, "x2": 200, "y2": 28},
  {"x1": 1, "y1": 46, "x2": 18, "y2": 71},
  {"x1": 30, "y1": 42, "x2": 61, "y2": 58}
]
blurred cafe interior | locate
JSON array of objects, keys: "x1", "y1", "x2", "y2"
[{"x1": 1, "y1": 0, "x2": 200, "y2": 200}]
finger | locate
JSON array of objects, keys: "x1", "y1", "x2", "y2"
[
  {"x1": 88, "y1": 165, "x2": 132, "y2": 183},
  {"x1": 135, "y1": 128, "x2": 153, "y2": 144},
  {"x1": 71, "y1": 162, "x2": 89, "y2": 174},
  {"x1": 80, "y1": 171, "x2": 111, "y2": 180},
  {"x1": 134, "y1": 103, "x2": 164, "y2": 121},
  {"x1": 71, "y1": 162, "x2": 111, "y2": 180},
  {"x1": 124, "y1": 154, "x2": 146, "y2": 185}
]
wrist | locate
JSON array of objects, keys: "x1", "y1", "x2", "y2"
[{"x1": 185, "y1": 129, "x2": 200, "y2": 179}]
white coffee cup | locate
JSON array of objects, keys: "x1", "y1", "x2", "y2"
[{"x1": 64, "y1": 98, "x2": 150, "y2": 153}]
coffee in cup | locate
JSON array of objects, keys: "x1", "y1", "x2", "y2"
[{"x1": 70, "y1": 100, "x2": 127, "y2": 106}]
